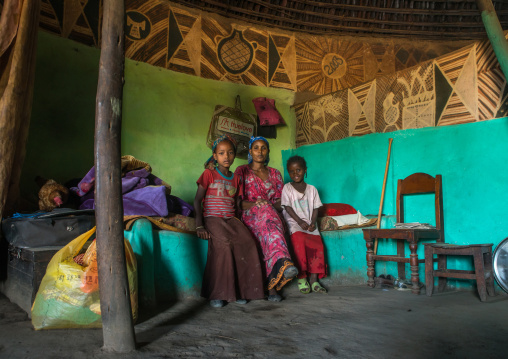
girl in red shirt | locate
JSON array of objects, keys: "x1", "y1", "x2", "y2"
[{"x1": 194, "y1": 135, "x2": 264, "y2": 308}]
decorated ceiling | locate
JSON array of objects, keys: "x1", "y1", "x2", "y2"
[
  {"x1": 170, "y1": 0, "x2": 508, "y2": 41},
  {"x1": 20, "y1": 0, "x2": 469, "y2": 96},
  {"x1": 294, "y1": 37, "x2": 508, "y2": 147}
]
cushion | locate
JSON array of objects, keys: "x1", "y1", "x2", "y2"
[{"x1": 318, "y1": 203, "x2": 357, "y2": 217}]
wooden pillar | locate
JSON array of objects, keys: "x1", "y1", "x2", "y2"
[
  {"x1": 476, "y1": 0, "x2": 508, "y2": 80},
  {"x1": 95, "y1": 0, "x2": 136, "y2": 352}
]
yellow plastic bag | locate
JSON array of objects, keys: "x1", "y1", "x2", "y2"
[{"x1": 31, "y1": 227, "x2": 138, "y2": 330}]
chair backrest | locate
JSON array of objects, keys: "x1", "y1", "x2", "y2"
[{"x1": 396, "y1": 173, "x2": 444, "y2": 231}]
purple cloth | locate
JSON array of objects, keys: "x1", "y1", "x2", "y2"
[
  {"x1": 78, "y1": 191, "x2": 95, "y2": 210},
  {"x1": 72, "y1": 167, "x2": 96, "y2": 197},
  {"x1": 79, "y1": 185, "x2": 168, "y2": 217},
  {"x1": 167, "y1": 195, "x2": 194, "y2": 217},
  {"x1": 123, "y1": 186, "x2": 168, "y2": 217},
  {"x1": 122, "y1": 169, "x2": 150, "y2": 193},
  {"x1": 73, "y1": 166, "x2": 171, "y2": 217}
]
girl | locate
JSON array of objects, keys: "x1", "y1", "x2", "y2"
[
  {"x1": 235, "y1": 136, "x2": 298, "y2": 302},
  {"x1": 194, "y1": 135, "x2": 264, "y2": 308},
  {"x1": 281, "y1": 155, "x2": 327, "y2": 294}
]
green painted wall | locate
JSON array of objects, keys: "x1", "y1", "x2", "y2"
[
  {"x1": 122, "y1": 60, "x2": 296, "y2": 203},
  {"x1": 21, "y1": 32, "x2": 99, "y2": 203},
  {"x1": 283, "y1": 118, "x2": 508, "y2": 288},
  {"x1": 22, "y1": 32, "x2": 296, "y2": 206}
]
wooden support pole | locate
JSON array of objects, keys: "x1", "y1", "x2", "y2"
[
  {"x1": 95, "y1": 0, "x2": 136, "y2": 352},
  {"x1": 476, "y1": 0, "x2": 508, "y2": 80}
]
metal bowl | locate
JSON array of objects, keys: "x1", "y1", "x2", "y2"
[{"x1": 493, "y1": 237, "x2": 508, "y2": 294}]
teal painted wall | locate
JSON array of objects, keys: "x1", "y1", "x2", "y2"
[
  {"x1": 124, "y1": 219, "x2": 208, "y2": 304},
  {"x1": 322, "y1": 216, "x2": 396, "y2": 284},
  {"x1": 125, "y1": 217, "x2": 394, "y2": 303},
  {"x1": 21, "y1": 32, "x2": 296, "y2": 206},
  {"x1": 282, "y1": 118, "x2": 508, "y2": 288}
]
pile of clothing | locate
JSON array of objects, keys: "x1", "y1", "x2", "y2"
[{"x1": 71, "y1": 155, "x2": 194, "y2": 218}]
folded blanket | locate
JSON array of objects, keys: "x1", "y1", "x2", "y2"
[{"x1": 124, "y1": 214, "x2": 196, "y2": 234}]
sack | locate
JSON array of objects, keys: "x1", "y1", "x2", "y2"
[
  {"x1": 317, "y1": 216, "x2": 340, "y2": 231},
  {"x1": 206, "y1": 95, "x2": 256, "y2": 158},
  {"x1": 31, "y1": 227, "x2": 138, "y2": 329},
  {"x1": 2, "y1": 209, "x2": 95, "y2": 248},
  {"x1": 252, "y1": 97, "x2": 285, "y2": 126}
]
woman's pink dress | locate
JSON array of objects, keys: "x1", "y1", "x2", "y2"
[{"x1": 235, "y1": 165, "x2": 293, "y2": 290}]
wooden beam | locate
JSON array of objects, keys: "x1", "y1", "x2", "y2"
[
  {"x1": 271, "y1": 0, "x2": 508, "y2": 16},
  {"x1": 95, "y1": 0, "x2": 136, "y2": 352},
  {"x1": 170, "y1": 0, "x2": 495, "y2": 39},
  {"x1": 476, "y1": 0, "x2": 508, "y2": 80},
  {"x1": 174, "y1": 0, "x2": 508, "y2": 17}
]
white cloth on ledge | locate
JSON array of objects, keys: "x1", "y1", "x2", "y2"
[{"x1": 330, "y1": 211, "x2": 370, "y2": 227}]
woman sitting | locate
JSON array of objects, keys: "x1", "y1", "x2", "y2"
[{"x1": 234, "y1": 136, "x2": 298, "y2": 302}]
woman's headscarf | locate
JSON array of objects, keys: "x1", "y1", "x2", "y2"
[
  {"x1": 248, "y1": 136, "x2": 270, "y2": 165},
  {"x1": 204, "y1": 134, "x2": 237, "y2": 168}
]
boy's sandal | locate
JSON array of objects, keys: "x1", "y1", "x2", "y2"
[
  {"x1": 297, "y1": 279, "x2": 311, "y2": 294},
  {"x1": 311, "y1": 282, "x2": 327, "y2": 294}
]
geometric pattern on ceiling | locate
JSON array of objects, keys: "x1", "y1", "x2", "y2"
[
  {"x1": 296, "y1": 37, "x2": 364, "y2": 95},
  {"x1": 348, "y1": 80, "x2": 376, "y2": 137},
  {"x1": 435, "y1": 46, "x2": 478, "y2": 127},
  {"x1": 295, "y1": 37, "x2": 508, "y2": 148},
  {"x1": 476, "y1": 41, "x2": 506, "y2": 121},
  {"x1": 304, "y1": 91, "x2": 348, "y2": 144},
  {"x1": 43, "y1": 0, "x2": 99, "y2": 46},
  {"x1": 35, "y1": 0, "x2": 464, "y2": 96}
]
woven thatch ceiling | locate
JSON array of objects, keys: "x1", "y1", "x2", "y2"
[{"x1": 170, "y1": 0, "x2": 508, "y2": 40}]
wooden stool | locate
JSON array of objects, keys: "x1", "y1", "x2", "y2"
[{"x1": 424, "y1": 243, "x2": 495, "y2": 302}]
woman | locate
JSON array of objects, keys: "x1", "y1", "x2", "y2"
[{"x1": 235, "y1": 136, "x2": 298, "y2": 302}]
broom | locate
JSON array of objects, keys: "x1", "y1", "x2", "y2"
[{"x1": 374, "y1": 138, "x2": 393, "y2": 255}]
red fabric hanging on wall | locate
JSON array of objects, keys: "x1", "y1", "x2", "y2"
[{"x1": 252, "y1": 97, "x2": 286, "y2": 126}]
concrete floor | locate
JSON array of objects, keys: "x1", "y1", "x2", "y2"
[{"x1": 0, "y1": 283, "x2": 507, "y2": 359}]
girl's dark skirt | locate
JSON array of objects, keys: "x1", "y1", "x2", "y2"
[{"x1": 201, "y1": 216, "x2": 265, "y2": 302}]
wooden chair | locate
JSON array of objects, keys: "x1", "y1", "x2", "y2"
[
  {"x1": 363, "y1": 173, "x2": 444, "y2": 294},
  {"x1": 424, "y1": 243, "x2": 495, "y2": 302}
]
